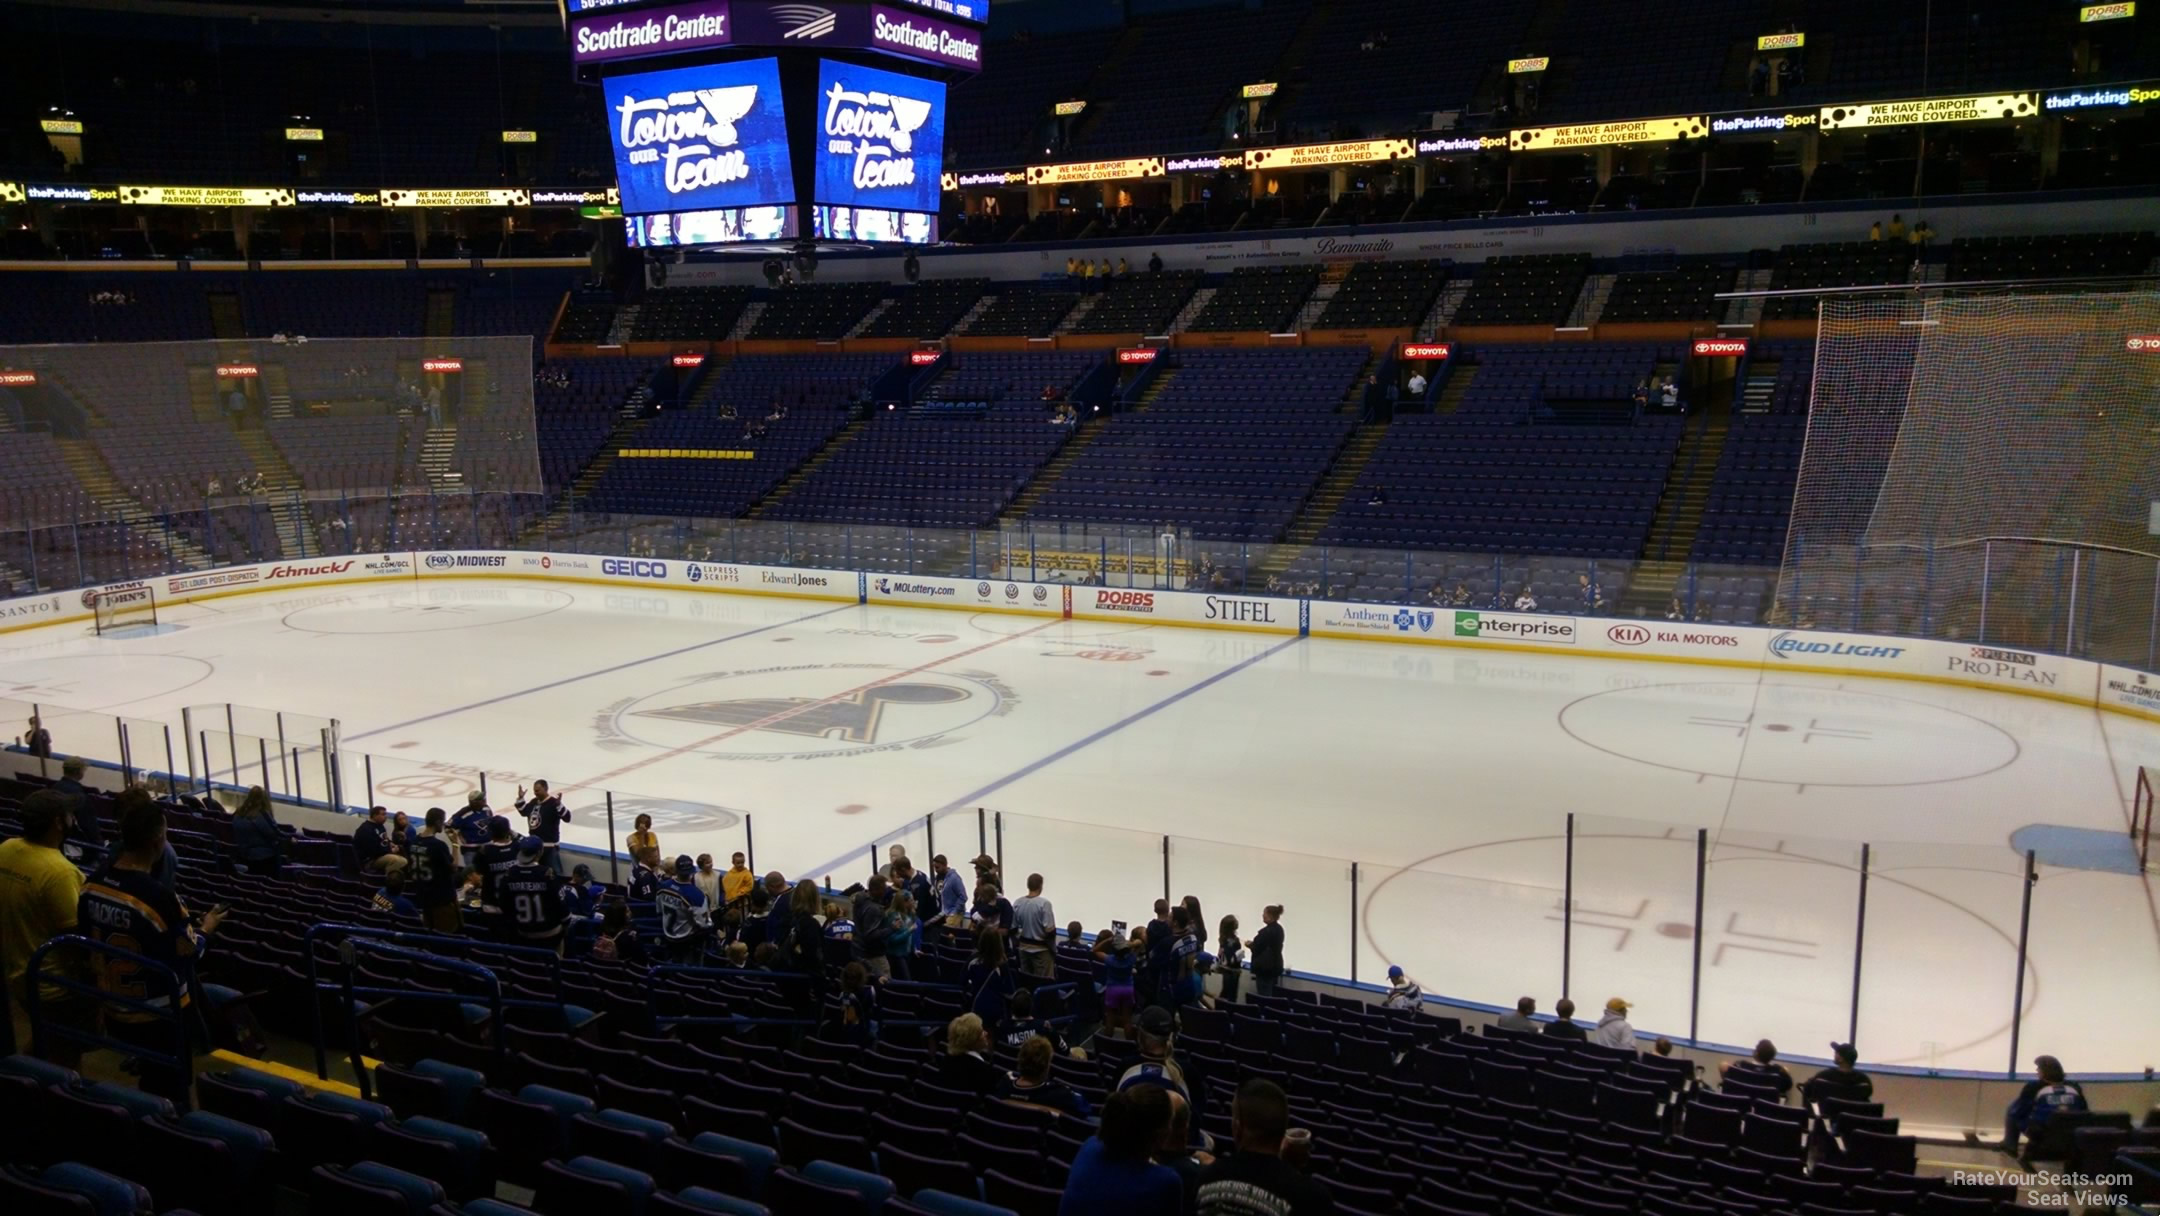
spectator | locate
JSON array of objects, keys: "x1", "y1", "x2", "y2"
[
  {"x1": 973, "y1": 852, "x2": 1003, "y2": 894},
  {"x1": 409, "y1": 808, "x2": 461, "y2": 933},
  {"x1": 878, "y1": 844, "x2": 909, "y2": 882},
  {"x1": 837, "y1": 961, "x2": 878, "y2": 1045},
  {"x1": 1721, "y1": 1039, "x2": 1794, "y2": 1098},
  {"x1": 721, "y1": 851, "x2": 755, "y2": 907},
  {"x1": 1195, "y1": 1079, "x2": 1335, "y2": 1215},
  {"x1": 1000, "y1": 987, "x2": 1067, "y2": 1054},
  {"x1": 780, "y1": 878, "x2": 826, "y2": 1007},
  {"x1": 1156, "y1": 1090, "x2": 1212, "y2": 1207},
  {"x1": 1804, "y1": 1041, "x2": 1875, "y2": 1105},
  {"x1": 972, "y1": 879, "x2": 1013, "y2": 933},
  {"x1": 1062, "y1": 1087, "x2": 1184, "y2": 1216},
  {"x1": 1149, "y1": 251, "x2": 1164, "y2": 274},
  {"x1": 78, "y1": 799, "x2": 225, "y2": 1102},
  {"x1": 757, "y1": 871, "x2": 791, "y2": 944},
  {"x1": 52, "y1": 758, "x2": 98, "y2": 849},
  {"x1": 1117, "y1": 257, "x2": 1131, "y2": 278},
  {"x1": 1653, "y1": 1037, "x2": 1675, "y2": 1057},
  {"x1": 692, "y1": 853, "x2": 721, "y2": 907},
  {"x1": 1098, "y1": 258, "x2": 1113, "y2": 282},
  {"x1": 1382, "y1": 965, "x2": 1423, "y2": 1010},
  {"x1": 1514, "y1": 584, "x2": 1539, "y2": 611},
  {"x1": 228, "y1": 786, "x2": 283, "y2": 876},
  {"x1": 1999, "y1": 1054, "x2": 2086, "y2": 1154},
  {"x1": 353, "y1": 806, "x2": 407, "y2": 878},
  {"x1": 1249, "y1": 904, "x2": 1285, "y2": 997},
  {"x1": 1661, "y1": 378, "x2": 1679, "y2": 411},
  {"x1": 1591, "y1": 997, "x2": 1637, "y2": 1049},
  {"x1": 1633, "y1": 378, "x2": 1651, "y2": 410},
  {"x1": 1578, "y1": 573, "x2": 1606, "y2": 613},
  {"x1": 449, "y1": 791, "x2": 493, "y2": 848},
  {"x1": 1005, "y1": 1033, "x2": 1091, "y2": 1117},
  {"x1": 1911, "y1": 219, "x2": 1935, "y2": 246},
  {"x1": 1869, "y1": 221, "x2": 1884, "y2": 241},
  {"x1": 616, "y1": 847, "x2": 657, "y2": 904},
  {"x1": 1497, "y1": 996, "x2": 1539, "y2": 1032},
  {"x1": 656, "y1": 856, "x2": 712, "y2": 957},
  {"x1": 372, "y1": 870, "x2": 418, "y2": 918},
  {"x1": 625, "y1": 813, "x2": 659, "y2": 861},
  {"x1": 19, "y1": 714, "x2": 51, "y2": 762},
  {"x1": 1215, "y1": 914, "x2": 1244, "y2": 1004},
  {"x1": 560, "y1": 864, "x2": 605, "y2": 920},
  {"x1": 1117, "y1": 1006, "x2": 1194, "y2": 1110},
  {"x1": 930, "y1": 854, "x2": 967, "y2": 933},
  {"x1": 514, "y1": 780, "x2": 570, "y2": 875},
  {"x1": 1451, "y1": 582, "x2": 1475, "y2": 607},
  {"x1": 472, "y1": 817, "x2": 520, "y2": 907},
  {"x1": 1167, "y1": 907, "x2": 1203, "y2": 1007},
  {"x1": 499, "y1": 837, "x2": 570, "y2": 953},
  {"x1": 823, "y1": 899, "x2": 855, "y2": 954},
  {"x1": 939, "y1": 1011, "x2": 1005, "y2": 1094},
  {"x1": 1012, "y1": 872, "x2": 1056, "y2": 978},
  {"x1": 591, "y1": 900, "x2": 647, "y2": 964},
  {"x1": 1100, "y1": 931, "x2": 1139, "y2": 1037},
  {"x1": 1406, "y1": 369, "x2": 1429, "y2": 398},
  {"x1": 1667, "y1": 597, "x2": 1686, "y2": 621},
  {"x1": 1886, "y1": 213, "x2": 1907, "y2": 241},
  {"x1": 0, "y1": 790, "x2": 81, "y2": 1052},
  {"x1": 968, "y1": 926, "x2": 1018, "y2": 1029},
  {"x1": 1544, "y1": 997, "x2": 1587, "y2": 1039},
  {"x1": 884, "y1": 891, "x2": 919, "y2": 980}
]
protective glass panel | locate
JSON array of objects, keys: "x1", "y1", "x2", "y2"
[
  {"x1": 1696, "y1": 829, "x2": 1862, "y2": 1057},
  {"x1": 1854, "y1": 841, "x2": 2027, "y2": 1074},
  {"x1": 1169, "y1": 836, "x2": 1353, "y2": 983},
  {"x1": 996, "y1": 811, "x2": 1163, "y2": 942},
  {"x1": 1569, "y1": 814, "x2": 1702, "y2": 1045}
]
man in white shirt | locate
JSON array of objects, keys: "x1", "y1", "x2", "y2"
[
  {"x1": 1011, "y1": 872, "x2": 1057, "y2": 977},
  {"x1": 1382, "y1": 965, "x2": 1423, "y2": 1009},
  {"x1": 1406, "y1": 371, "x2": 1428, "y2": 397}
]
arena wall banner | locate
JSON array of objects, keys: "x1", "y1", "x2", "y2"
[
  {"x1": 864, "y1": 573, "x2": 1068, "y2": 616},
  {"x1": 1067, "y1": 586, "x2": 1300, "y2": 635},
  {"x1": 414, "y1": 550, "x2": 860, "y2": 603},
  {"x1": 2099, "y1": 665, "x2": 2160, "y2": 721}
]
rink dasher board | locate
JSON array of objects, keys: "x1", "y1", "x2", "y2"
[{"x1": 4, "y1": 550, "x2": 2150, "y2": 722}]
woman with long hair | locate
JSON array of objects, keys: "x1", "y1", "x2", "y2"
[
  {"x1": 625, "y1": 813, "x2": 659, "y2": 861},
  {"x1": 967, "y1": 925, "x2": 1017, "y2": 1031},
  {"x1": 229, "y1": 786, "x2": 283, "y2": 876},
  {"x1": 783, "y1": 877, "x2": 826, "y2": 1010}
]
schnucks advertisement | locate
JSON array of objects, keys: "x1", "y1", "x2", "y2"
[
  {"x1": 814, "y1": 58, "x2": 945, "y2": 216},
  {"x1": 605, "y1": 58, "x2": 792, "y2": 218}
]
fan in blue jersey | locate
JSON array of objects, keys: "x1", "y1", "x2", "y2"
[
  {"x1": 449, "y1": 792, "x2": 494, "y2": 848},
  {"x1": 626, "y1": 847, "x2": 663, "y2": 903},
  {"x1": 468, "y1": 816, "x2": 520, "y2": 911},
  {"x1": 561, "y1": 864, "x2": 606, "y2": 919},
  {"x1": 496, "y1": 837, "x2": 570, "y2": 952},
  {"x1": 654, "y1": 855, "x2": 713, "y2": 960},
  {"x1": 78, "y1": 798, "x2": 225, "y2": 1101}
]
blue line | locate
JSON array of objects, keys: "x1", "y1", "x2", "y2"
[
  {"x1": 796, "y1": 633, "x2": 1304, "y2": 882},
  {"x1": 343, "y1": 602, "x2": 856, "y2": 742}
]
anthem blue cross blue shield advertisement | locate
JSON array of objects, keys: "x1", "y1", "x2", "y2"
[
  {"x1": 606, "y1": 58, "x2": 793, "y2": 218},
  {"x1": 814, "y1": 58, "x2": 945, "y2": 216}
]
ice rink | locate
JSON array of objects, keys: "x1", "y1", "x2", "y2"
[{"x1": 4, "y1": 579, "x2": 2155, "y2": 1074}]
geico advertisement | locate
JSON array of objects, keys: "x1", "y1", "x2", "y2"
[
  {"x1": 606, "y1": 58, "x2": 793, "y2": 217},
  {"x1": 816, "y1": 58, "x2": 945, "y2": 215}
]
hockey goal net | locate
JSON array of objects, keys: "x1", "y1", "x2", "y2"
[{"x1": 93, "y1": 585, "x2": 158, "y2": 635}]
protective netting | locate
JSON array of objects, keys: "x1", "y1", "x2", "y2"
[
  {"x1": 1778, "y1": 289, "x2": 2160, "y2": 655},
  {"x1": 0, "y1": 336, "x2": 541, "y2": 528}
]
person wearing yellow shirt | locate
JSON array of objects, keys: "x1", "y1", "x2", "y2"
[
  {"x1": 721, "y1": 850, "x2": 756, "y2": 908},
  {"x1": 0, "y1": 791, "x2": 82, "y2": 1054},
  {"x1": 625, "y1": 813, "x2": 660, "y2": 862}
]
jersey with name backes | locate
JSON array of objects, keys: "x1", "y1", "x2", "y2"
[{"x1": 78, "y1": 868, "x2": 196, "y2": 1022}]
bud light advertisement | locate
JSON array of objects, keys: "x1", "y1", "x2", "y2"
[
  {"x1": 605, "y1": 58, "x2": 793, "y2": 218},
  {"x1": 814, "y1": 58, "x2": 945, "y2": 216}
]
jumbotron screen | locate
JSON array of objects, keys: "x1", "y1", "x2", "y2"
[
  {"x1": 605, "y1": 57, "x2": 793, "y2": 218},
  {"x1": 814, "y1": 57, "x2": 945, "y2": 221}
]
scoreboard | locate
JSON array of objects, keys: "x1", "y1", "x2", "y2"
[{"x1": 573, "y1": 0, "x2": 982, "y2": 248}]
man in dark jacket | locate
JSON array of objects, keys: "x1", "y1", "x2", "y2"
[
  {"x1": 353, "y1": 806, "x2": 407, "y2": 878},
  {"x1": 1248, "y1": 904, "x2": 1285, "y2": 997},
  {"x1": 1542, "y1": 997, "x2": 1587, "y2": 1040},
  {"x1": 514, "y1": 780, "x2": 570, "y2": 874}
]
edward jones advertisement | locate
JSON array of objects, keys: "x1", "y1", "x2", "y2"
[{"x1": 605, "y1": 58, "x2": 793, "y2": 216}]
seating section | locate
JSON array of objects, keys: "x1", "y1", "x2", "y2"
[
  {"x1": 1071, "y1": 271, "x2": 1204, "y2": 335},
  {"x1": 1285, "y1": 0, "x2": 1534, "y2": 138},
  {"x1": 581, "y1": 356, "x2": 895, "y2": 518},
  {"x1": 1317, "y1": 413, "x2": 1681, "y2": 562},
  {"x1": 963, "y1": 289, "x2": 1080, "y2": 338},
  {"x1": 1314, "y1": 260, "x2": 1450, "y2": 330},
  {"x1": 747, "y1": 284, "x2": 889, "y2": 341},
  {"x1": 1946, "y1": 232, "x2": 2160, "y2": 282},
  {"x1": 1600, "y1": 264, "x2": 1736, "y2": 323},
  {"x1": 764, "y1": 353, "x2": 1099, "y2": 530},
  {"x1": 555, "y1": 294, "x2": 619, "y2": 344},
  {"x1": 1028, "y1": 347, "x2": 1366, "y2": 541},
  {"x1": 534, "y1": 359, "x2": 655, "y2": 491},
  {"x1": 1693, "y1": 416, "x2": 1805, "y2": 569},
  {"x1": 1452, "y1": 255, "x2": 1593, "y2": 327},
  {"x1": 859, "y1": 279, "x2": 991, "y2": 340},
  {"x1": 946, "y1": 29, "x2": 1120, "y2": 167},
  {"x1": 1759, "y1": 243, "x2": 1911, "y2": 320},
  {"x1": 1066, "y1": 2, "x2": 1311, "y2": 159},
  {"x1": 632, "y1": 288, "x2": 755, "y2": 342},
  {"x1": 1189, "y1": 266, "x2": 1321, "y2": 333},
  {"x1": 1451, "y1": 343, "x2": 1670, "y2": 425}
]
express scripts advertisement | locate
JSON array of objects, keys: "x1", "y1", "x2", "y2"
[
  {"x1": 814, "y1": 58, "x2": 945, "y2": 216},
  {"x1": 605, "y1": 57, "x2": 794, "y2": 217}
]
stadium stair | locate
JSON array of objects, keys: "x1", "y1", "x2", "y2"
[
  {"x1": 229, "y1": 431, "x2": 308, "y2": 556},
  {"x1": 1740, "y1": 358, "x2": 1781, "y2": 414},
  {"x1": 1622, "y1": 408, "x2": 1730, "y2": 615},
  {"x1": 996, "y1": 413, "x2": 1110, "y2": 531},
  {"x1": 743, "y1": 414, "x2": 873, "y2": 521},
  {"x1": 1418, "y1": 281, "x2": 1471, "y2": 339},
  {"x1": 724, "y1": 302, "x2": 765, "y2": 341},
  {"x1": 207, "y1": 290, "x2": 246, "y2": 340},
  {"x1": 55, "y1": 436, "x2": 216, "y2": 570},
  {"x1": 1262, "y1": 419, "x2": 1392, "y2": 579},
  {"x1": 845, "y1": 297, "x2": 896, "y2": 339},
  {"x1": 420, "y1": 426, "x2": 461, "y2": 490},
  {"x1": 1051, "y1": 296, "x2": 1100, "y2": 335},
  {"x1": 527, "y1": 413, "x2": 657, "y2": 539},
  {"x1": 1166, "y1": 288, "x2": 1216, "y2": 335},
  {"x1": 424, "y1": 288, "x2": 457, "y2": 338},
  {"x1": 1435, "y1": 364, "x2": 1477, "y2": 415}
]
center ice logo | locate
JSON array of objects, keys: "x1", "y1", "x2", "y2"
[{"x1": 639, "y1": 682, "x2": 968, "y2": 743}]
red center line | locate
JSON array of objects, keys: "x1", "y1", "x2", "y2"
[{"x1": 562, "y1": 617, "x2": 1065, "y2": 797}]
